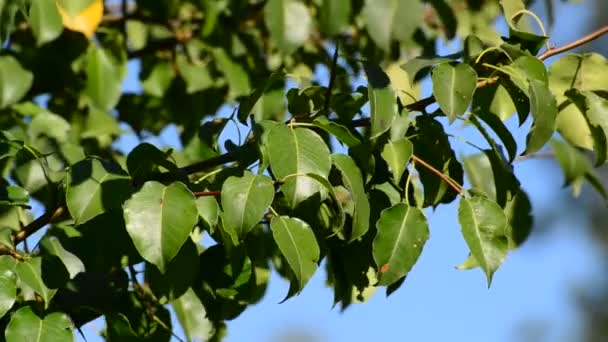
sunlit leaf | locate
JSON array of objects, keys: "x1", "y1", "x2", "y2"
[
  {"x1": 264, "y1": 0, "x2": 311, "y2": 54},
  {"x1": 5, "y1": 306, "x2": 74, "y2": 342},
  {"x1": 0, "y1": 56, "x2": 33, "y2": 109},
  {"x1": 123, "y1": 181, "x2": 198, "y2": 273},
  {"x1": 270, "y1": 216, "x2": 319, "y2": 297},
  {"x1": 373, "y1": 203, "x2": 429, "y2": 286},
  {"x1": 458, "y1": 195, "x2": 508, "y2": 286},
  {"x1": 381, "y1": 138, "x2": 413, "y2": 184},
  {"x1": 56, "y1": 0, "x2": 103, "y2": 37},
  {"x1": 221, "y1": 171, "x2": 275, "y2": 241},
  {"x1": 266, "y1": 125, "x2": 331, "y2": 208},
  {"x1": 431, "y1": 62, "x2": 478, "y2": 122}
]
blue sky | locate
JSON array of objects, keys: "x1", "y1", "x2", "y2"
[{"x1": 75, "y1": 1, "x2": 607, "y2": 341}]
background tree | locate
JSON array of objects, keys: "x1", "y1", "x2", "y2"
[{"x1": 0, "y1": 0, "x2": 607, "y2": 340}]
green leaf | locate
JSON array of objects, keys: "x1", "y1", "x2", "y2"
[
  {"x1": 362, "y1": 0, "x2": 423, "y2": 51},
  {"x1": 85, "y1": 45, "x2": 123, "y2": 111},
  {"x1": 267, "y1": 125, "x2": 331, "y2": 208},
  {"x1": 176, "y1": 55, "x2": 213, "y2": 94},
  {"x1": 332, "y1": 154, "x2": 370, "y2": 241},
  {"x1": 550, "y1": 139, "x2": 606, "y2": 198},
  {"x1": 373, "y1": 203, "x2": 429, "y2": 286},
  {"x1": 147, "y1": 237, "x2": 199, "y2": 302},
  {"x1": 474, "y1": 109, "x2": 518, "y2": 162},
  {"x1": 524, "y1": 79, "x2": 557, "y2": 154},
  {"x1": 212, "y1": 48, "x2": 251, "y2": 99},
  {"x1": 196, "y1": 196, "x2": 219, "y2": 230},
  {"x1": 172, "y1": 288, "x2": 214, "y2": 342},
  {"x1": 0, "y1": 56, "x2": 33, "y2": 108},
  {"x1": 141, "y1": 62, "x2": 173, "y2": 97},
  {"x1": 410, "y1": 116, "x2": 463, "y2": 207},
  {"x1": 463, "y1": 153, "x2": 496, "y2": 199},
  {"x1": 501, "y1": 0, "x2": 548, "y2": 54},
  {"x1": 15, "y1": 257, "x2": 57, "y2": 307},
  {"x1": 565, "y1": 90, "x2": 608, "y2": 166},
  {"x1": 264, "y1": 0, "x2": 311, "y2": 54},
  {"x1": 312, "y1": 116, "x2": 361, "y2": 147},
  {"x1": 0, "y1": 228, "x2": 14, "y2": 249},
  {"x1": 381, "y1": 138, "x2": 413, "y2": 184},
  {"x1": 5, "y1": 306, "x2": 74, "y2": 342},
  {"x1": 431, "y1": 62, "x2": 478, "y2": 122},
  {"x1": 458, "y1": 196, "x2": 508, "y2": 286},
  {"x1": 238, "y1": 71, "x2": 285, "y2": 124},
  {"x1": 550, "y1": 53, "x2": 608, "y2": 150},
  {"x1": 0, "y1": 130, "x2": 23, "y2": 160},
  {"x1": 320, "y1": 0, "x2": 351, "y2": 36},
  {"x1": 0, "y1": 256, "x2": 16, "y2": 318},
  {"x1": 401, "y1": 57, "x2": 453, "y2": 81},
  {"x1": 29, "y1": 111, "x2": 71, "y2": 143},
  {"x1": 363, "y1": 62, "x2": 396, "y2": 139},
  {"x1": 221, "y1": 171, "x2": 275, "y2": 241},
  {"x1": 123, "y1": 181, "x2": 198, "y2": 273},
  {"x1": 66, "y1": 158, "x2": 131, "y2": 225},
  {"x1": 0, "y1": 185, "x2": 29, "y2": 207},
  {"x1": 270, "y1": 216, "x2": 319, "y2": 296},
  {"x1": 29, "y1": 0, "x2": 62, "y2": 46},
  {"x1": 40, "y1": 237, "x2": 85, "y2": 279}
]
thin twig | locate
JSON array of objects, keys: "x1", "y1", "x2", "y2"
[
  {"x1": 14, "y1": 206, "x2": 65, "y2": 244},
  {"x1": 538, "y1": 25, "x2": 608, "y2": 61},
  {"x1": 411, "y1": 155, "x2": 464, "y2": 195},
  {"x1": 192, "y1": 191, "x2": 221, "y2": 197}
]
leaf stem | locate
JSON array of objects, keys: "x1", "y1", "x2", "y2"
[
  {"x1": 411, "y1": 155, "x2": 464, "y2": 196},
  {"x1": 14, "y1": 206, "x2": 65, "y2": 245}
]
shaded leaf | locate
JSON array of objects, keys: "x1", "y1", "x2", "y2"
[
  {"x1": 40, "y1": 237, "x2": 85, "y2": 279},
  {"x1": 123, "y1": 181, "x2": 198, "y2": 273},
  {"x1": 312, "y1": 116, "x2": 361, "y2": 147},
  {"x1": 332, "y1": 154, "x2": 370, "y2": 241},
  {"x1": 66, "y1": 158, "x2": 131, "y2": 225},
  {"x1": 320, "y1": 0, "x2": 351, "y2": 36},
  {"x1": 550, "y1": 139, "x2": 606, "y2": 199},
  {"x1": 373, "y1": 203, "x2": 428, "y2": 286},
  {"x1": 363, "y1": 62, "x2": 396, "y2": 139}
]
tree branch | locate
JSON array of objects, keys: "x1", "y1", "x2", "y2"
[
  {"x1": 538, "y1": 25, "x2": 608, "y2": 61},
  {"x1": 14, "y1": 206, "x2": 65, "y2": 244}
]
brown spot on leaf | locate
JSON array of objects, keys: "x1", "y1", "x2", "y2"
[{"x1": 380, "y1": 264, "x2": 389, "y2": 273}]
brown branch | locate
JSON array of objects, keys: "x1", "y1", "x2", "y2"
[
  {"x1": 193, "y1": 191, "x2": 221, "y2": 197},
  {"x1": 538, "y1": 25, "x2": 608, "y2": 61},
  {"x1": 156, "y1": 26, "x2": 608, "y2": 177},
  {"x1": 14, "y1": 206, "x2": 65, "y2": 244},
  {"x1": 411, "y1": 155, "x2": 464, "y2": 195}
]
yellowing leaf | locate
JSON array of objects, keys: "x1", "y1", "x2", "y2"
[{"x1": 56, "y1": 0, "x2": 103, "y2": 38}]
